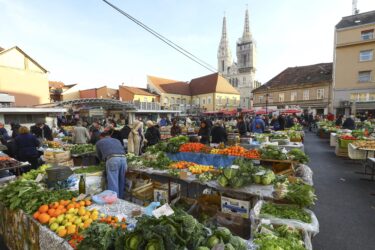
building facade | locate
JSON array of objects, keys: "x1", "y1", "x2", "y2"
[
  {"x1": 0, "y1": 46, "x2": 49, "y2": 106},
  {"x1": 333, "y1": 10, "x2": 375, "y2": 115},
  {"x1": 252, "y1": 63, "x2": 332, "y2": 115},
  {"x1": 217, "y1": 9, "x2": 258, "y2": 108}
]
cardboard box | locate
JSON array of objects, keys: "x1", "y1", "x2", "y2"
[
  {"x1": 221, "y1": 196, "x2": 251, "y2": 219},
  {"x1": 216, "y1": 211, "x2": 251, "y2": 239},
  {"x1": 153, "y1": 182, "x2": 180, "y2": 203}
]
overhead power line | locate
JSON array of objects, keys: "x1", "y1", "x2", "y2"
[{"x1": 101, "y1": 0, "x2": 217, "y2": 72}]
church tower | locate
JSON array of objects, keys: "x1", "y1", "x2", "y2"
[
  {"x1": 217, "y1": 16, "x2": 232, "y2": 76},
  {"x1": 236, "y1": 8, "x2": 256, "y2": 107}
]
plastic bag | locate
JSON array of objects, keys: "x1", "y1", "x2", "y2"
[
  {"x1": 92, "y1": 190, "x2": 118, "y2": 205},
  {"x1": 295, "y1": 164, "x2": 314, "y2": 186},
  {"x1": 250, "y1": 200, "x2": 319, "y2": 236}
]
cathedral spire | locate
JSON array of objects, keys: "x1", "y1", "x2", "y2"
[
  {"x1": 217, "y1": 15, "x2": 232, "y2": 73},
  {"x1": 242, "y1": 8, "x2": 252, "y2": 42}
]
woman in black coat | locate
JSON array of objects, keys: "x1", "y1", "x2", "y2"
[
  {"x1": 198, "y1": 120, "x2": 210, "y2": 144},
  {"x1": 15, "y1": 126, "x2": 40, "y2": 170},
  {"x1": 211, "y1": 121, "x2": 227, "y2": 144},
  {"x1": 144, "y1": 121, "x2": 161, "y2": 146}
]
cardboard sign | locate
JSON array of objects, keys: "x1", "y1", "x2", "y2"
[{"x1": 152, "y1": 203, "x2": 174, "y2": 218}]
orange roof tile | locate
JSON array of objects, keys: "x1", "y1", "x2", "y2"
[{"x1": 120, "y1": 86, "x2": 157, "y2": 96}]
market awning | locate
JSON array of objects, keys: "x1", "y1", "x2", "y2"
[
  {"x1": 221, "y1": 109, "x2": 237, "y2": 115},
  {"x1": 241, "y1": 108, "x2": 255, "y2": 114},
  {"x1": 280, "y1": 109, "x2": 302, "y2": 114},
  {"x1": 255, "y1": 108, "x2": 274, "y2": 115},
  {"x1": 56, "y1": 98, "x2": 136, "y2": 110}
]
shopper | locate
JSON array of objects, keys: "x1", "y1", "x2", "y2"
[
  {"x1": 144, "y1": 120, "x2": 161, "y2": 146},
  {"x1": 342, "y1": 115, "x2": 356, "y2": 130},
  {"x1": 89, "y1": 121, "x2": 101, "y2": 144},
  {"x1": 96, "y1": 132, "x2": 126, "y2": 198},
  {"x1": 335, "y1": 115, "x2": 343, "y2": 127},
  {"x1": 14, "y1": 126, "x2": 40, "y2": 170},
  {"x1": 105, "y1": 122, "x2": 123, "y2": 145},
  {"x1": 72, "y1": 121, "x2": 90, "y2": 144},
  {"x1": 278, "y1": 114, "x2": 286, "y2": 131},
  {"x1": 170, "y1": 120, "x2": 182, "y2": 137},
  {"x1": 251, "y1": 115, "x2": 266, "y2": 133},
  {"x1": 127, "y1": 120, "x2": 143, "y2": 155},
  {"x1": 236, "y1": 117, "x2": 247, "y2": 136},
  {"x1": 211, "y1": 120, "x2": 227, "y2": 144},
  {"x1": 0, "y1": 122, "x2": 10, "y2": 145},
  {"x1": 198, "y1": 120, "x2": 210, "y2": 144}
]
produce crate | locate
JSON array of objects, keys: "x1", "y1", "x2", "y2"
[
  {"x1": 338, "y1": 139, "x2": 356, "y2": 149},
  {"x1": 221, "y1": 195, "x2": 251, "y2": 219},
  {"x1": 216, "y1": 211, "x2": 251, "y2": 240},
  {"x1": 197, "y1": 194, "x2": 221, "y2": 217},
  {"x1": 335, "y1": 144, "x2": 348, "y2": 157},
  {"x1": 132, "y1": 182, "x2": 154, "y2": 201},
  {"x1": 330, "y1": 133, "x2": 337, "y2": 147}
]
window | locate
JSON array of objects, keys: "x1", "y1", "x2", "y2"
[
  {"x1": 360, "y1": 50, "x2": 373, "y2": 61},
  {"x1": 278, "y1": 93, "x2": 284, "y2": 102},
  {"x1": 243, "y1": 77, "x2": 246, "y2": 86},
  {"x1": 196, "y1": 98, "x2": 200, "y2": 105},
  {"x1": 291, "y1": 92, "x2": 297, "y2": 101},
  {"x1": 358, "y1": 71, "x2": 371, "y2": 82},
  {"x1": 164, "y1": 97, "x2": 169, "y2": 104},
  {"x1": 221, "y1": 60, "x2": 224, "y2": 72},
  {"x1": 258, "y1": 95, "x2": 264, "y2": 103},
  {"x1": 202, "y1": 98, "x2": 206, "y2": 105},
  {"x1": 226, "y1": 97, "x2": 229, "y2": 104},
  {"x1": 242, "y1": 54, "x2": 247, "y2": 66},
  {"x1": 181, "y1": 98, "x2": 186, "y2": 104},
  {"x1": 232, "y1": 97, "x2": 236, "y2": 105},
  {"x1": 218, "y1": 96, "x2": 222, "y2": 104},
  {"x1": 170, "y1": 97, "x2": 175, "y2": 104},
  {"x1": 351, "y1": 93, "x2": 375, "y2": 102},
  {"x1": 361, "y1": 30, "x2": 374, "y2": 40},
  {"x1": 317, "y1": 89, "x2": 324, "y2": 99},
  {"x1": 303, "y1": 90, "x2": 309, "y2": 100},
  {"x1": 176, "y1": 98, "x2": 181, "y2": 104},
  {"x1": 143, "y1": 97, "x2": 147, "y2": 102},
  {"x1": 207, "y1": 96, "x2": 212, "y2": 104}
]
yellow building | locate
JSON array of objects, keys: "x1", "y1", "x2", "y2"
[
  {"x1": 333, "y1": 10, "x2": 375, "y2": 115},
  {"x1": 252, "y1": 63, "x2": 332, "y2": 115},
  {"x1": 147, "y1": 73, "x2": 240, "y2": 112},
  {"x1": 119, "y1": 85, "x2": 158, "y2": 102},
  {"x1": 0, "y1": 46, "x2": 49, "y2": 106}
]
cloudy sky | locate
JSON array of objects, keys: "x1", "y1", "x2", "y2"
[{"x1": 1, "y1": 0, "x2": 374, "y2": 89}]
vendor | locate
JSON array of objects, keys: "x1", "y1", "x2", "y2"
[
  {"x1": 211, "y1": 120, "x2": 227, "y2": 144},
  {"x1": 198, "y1": 120, "x2": 210, "y2": 144},
  {"x1": 14, "y1": 126, "x2": 40, "y2": 171},
  {"x1": 96, "y1": 131, "x2": 126, "y2": 198},
  {"x1": 170, "y1": 120, "x2": 182, "y2": 137},
  {"x1": 144, "y1": 120, "x2": 160, "y2": 146}
]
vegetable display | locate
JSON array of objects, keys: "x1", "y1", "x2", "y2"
[
  {"x1": 74, "y1": 165, "x2": 104, "y2": 174},
  {"x1": 0, "y1": 156, "x2": 20, "y2": 169},
  {"x1": 147, "y1": 135, "x2": 189, "y2": 154},
  {"x1": 252, "y1": 169, "x2": 276, "y2": 185},
  {"x1": 179, "y1": 143, "x2": 208, "y2": 153},
  {"x1": 274, "y1": 180, "x2": 317, "y2": 207},
  {"x1": 260, "y1": 145, "x2": 288, "y2": 160},
  {"x1": 20, "y1": 164, "x2": 51, "y2": 180},
  {"x1": 69, "y1": 144, "x2": 96, "y2": 155},
  {"x1": 0, "y1": 179, "x2": 77, "y2": 214},
  {"x1": 260, "y1": 202, "x2": 312, "y2": 223},
  {"x1": 269, "y1": 134, "x2": 289, "y2": 140},
  {"x1": 217, "y1": 158, "x2": 257, "y2": 188},
  {"x1": 287, "y1": 149, "x2": 309, "y2": 164},
  {"x1": 254, "y1": 224, "x2": 306, "y2": 250}
]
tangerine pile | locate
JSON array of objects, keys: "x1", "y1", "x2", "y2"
[
  {"x1": 99, "y1": 215, "x2": 127, "y2": 229},
  {"x1": 32, "y1": 197, "x2": 96, "y2": 238}
]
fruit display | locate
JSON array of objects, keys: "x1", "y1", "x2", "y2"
[
  {"x1": 260, "y1": 202, "x2": 312, "y2": 224},
  {"x1": 33, "y1": 198, "x2": 95, "y2": 237},
  {"x1": 254, "y1": 224, "x2": 307, "y2": 250},
  {"x1": 340, "y1": 134, "x2": 357, "y2": 140},
  {"x1": 198, "y1": 171, "x2": 217, "y2": 182},
  {"x1": 147, "y1": 135, "x2": 189, "y2": 154},
  {"x1": 179, "y1": 143, "x2": 208, "y2": 153},
  {"x1": 288, "y1": 131, "x2": 303, "y2": 142},
  {"x1": 243, "y1": 149, "x2": 261, "y2": 159},
  {"x1": 216, "y1": 145, "x2": 248, "y2": 157},
  {"x1": 0, "y1": 156, "x2": 20, "y2": 169},
  {"x1": 188, "y1": 164, "x2": 214, "y2": 174},
  {"x1": 260, "y1": 145, "x2": 288, "y2": 160},
  {"x1": 46, "y1": 141, "x2": 62, "y2": 148},
  {"x1": 68, "y1": 144, "x2": 96, "y2": 155},
  {"x1": 169, "y1": 161, "x2": 197, "y2": 169}
]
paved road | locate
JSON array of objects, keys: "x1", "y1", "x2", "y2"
[{"x1": 305, "y1": 131, "x2": 375, "y2": 250}]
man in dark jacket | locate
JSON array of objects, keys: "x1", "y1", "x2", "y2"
[
  {"x1": 0, "y1": 122, "x2": 10, "y2": 144},
  {"x1": 342, "y1": 116, "x2": 356, "y2": 130},
  {"x1": 236, "y1": 117, "x2": 247, "y2": 136},
  {"x1": 89, "y1": 121, "x2": 101, "y2": 144},
  {"x1": 211, "y1": 120, "x2": 227, "y2": 144},
  {"x1": 278, "y1": 115, "x2": 286, "y2": 130},
  {"x1": 144, "y1": 121, "x2": 161, "y2": 146}
]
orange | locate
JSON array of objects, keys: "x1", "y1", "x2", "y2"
[
  {"x1": 57, "y1": 205, "x2": 64, "y2": 210},
  {"x1": 55, "y1": 209, "x2": 62, "y2": 216},
  {"x1": 72, "y1": 198, "x2": 77, "y2": 202},
  {"x1": 58, "y1": 228, "x2": 67, "y2": 238},
  {"x1": 61, "y1": 208, "x2": 67, "y2": 213},
  {"x1": 33, "y1": 211, "x2": 40, "y2": 220},
  {"x1": 50, "y1": 202, "x2": 59, "y2": 209},
  {"x1": 67, "y1": 204, "x2": 75, "y2": 210},
  {"x1": 47, "y1": 208, "x2": 56, "y2": 217},
  {"x1": 38, "y1": 205, "x2": 49, "y2": 213},
  {"x1": 74, "y1": 203, "x2": 81, "y2": 208},
  {"x1": 84, "y1": 200, "x2": 92, "y2": 206},
  {"x1": 79, "y1": 201, "x2": 85, "y2": 207},
  {"x1": 38, "y1": 213, "x2": 50, "y2": 224}
]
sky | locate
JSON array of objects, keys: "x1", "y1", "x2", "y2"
[{"x1": 1, "y1": 0, "x2": 375, "y2": 90}]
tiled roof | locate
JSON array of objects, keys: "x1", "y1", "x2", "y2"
[
  {"x1": 253, "y1": 63, "x2": 332, "y2": 93},
  {"x1": 189, "y1": 73, "x2": 239, "y2": 95},
  {"x1": 49, "y1": 81, "x2": 65, "y2": 88},
  {"x1": 336, "y1": 10, "x2": 375, "y2": 29},
  {"x1": 120, "y1": 86, "x2": 157, "y2": 96},
  {"x1": 147, "y1": 75, "x2": 191, "y2": 95}
]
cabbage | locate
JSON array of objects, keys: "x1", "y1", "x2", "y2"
[
  {"x1": 253, "y1": 175, "x2": 262, "y2": 184},
  {"x1": 206, "y1": 235, "x2": 220, "y2": 248},
  {"x1": 225, "y1": 243, "x2": 235, "y2": 250},
  {"x1": 196, "y1": 247, "x2": 210, "y2": 250},
  {"x1": 218, "y1": 176, "x2": 229, "y2": 187},
  {"x1": 215, "y1": 227, "x2": 231, "y2": 243},
  {"x1": 229, "y1": 236, "x2": 247, "y2": 250},
  {"x1": 261, "y1": 171, "x2": 275, "y2": 185},
  {"x1": 224, "y1": 168, "x2": 238, "y2": 180}
]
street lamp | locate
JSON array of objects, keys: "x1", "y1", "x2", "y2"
[{"x1": 265, "y1": 86, "x2": 270, "y2": 114}]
